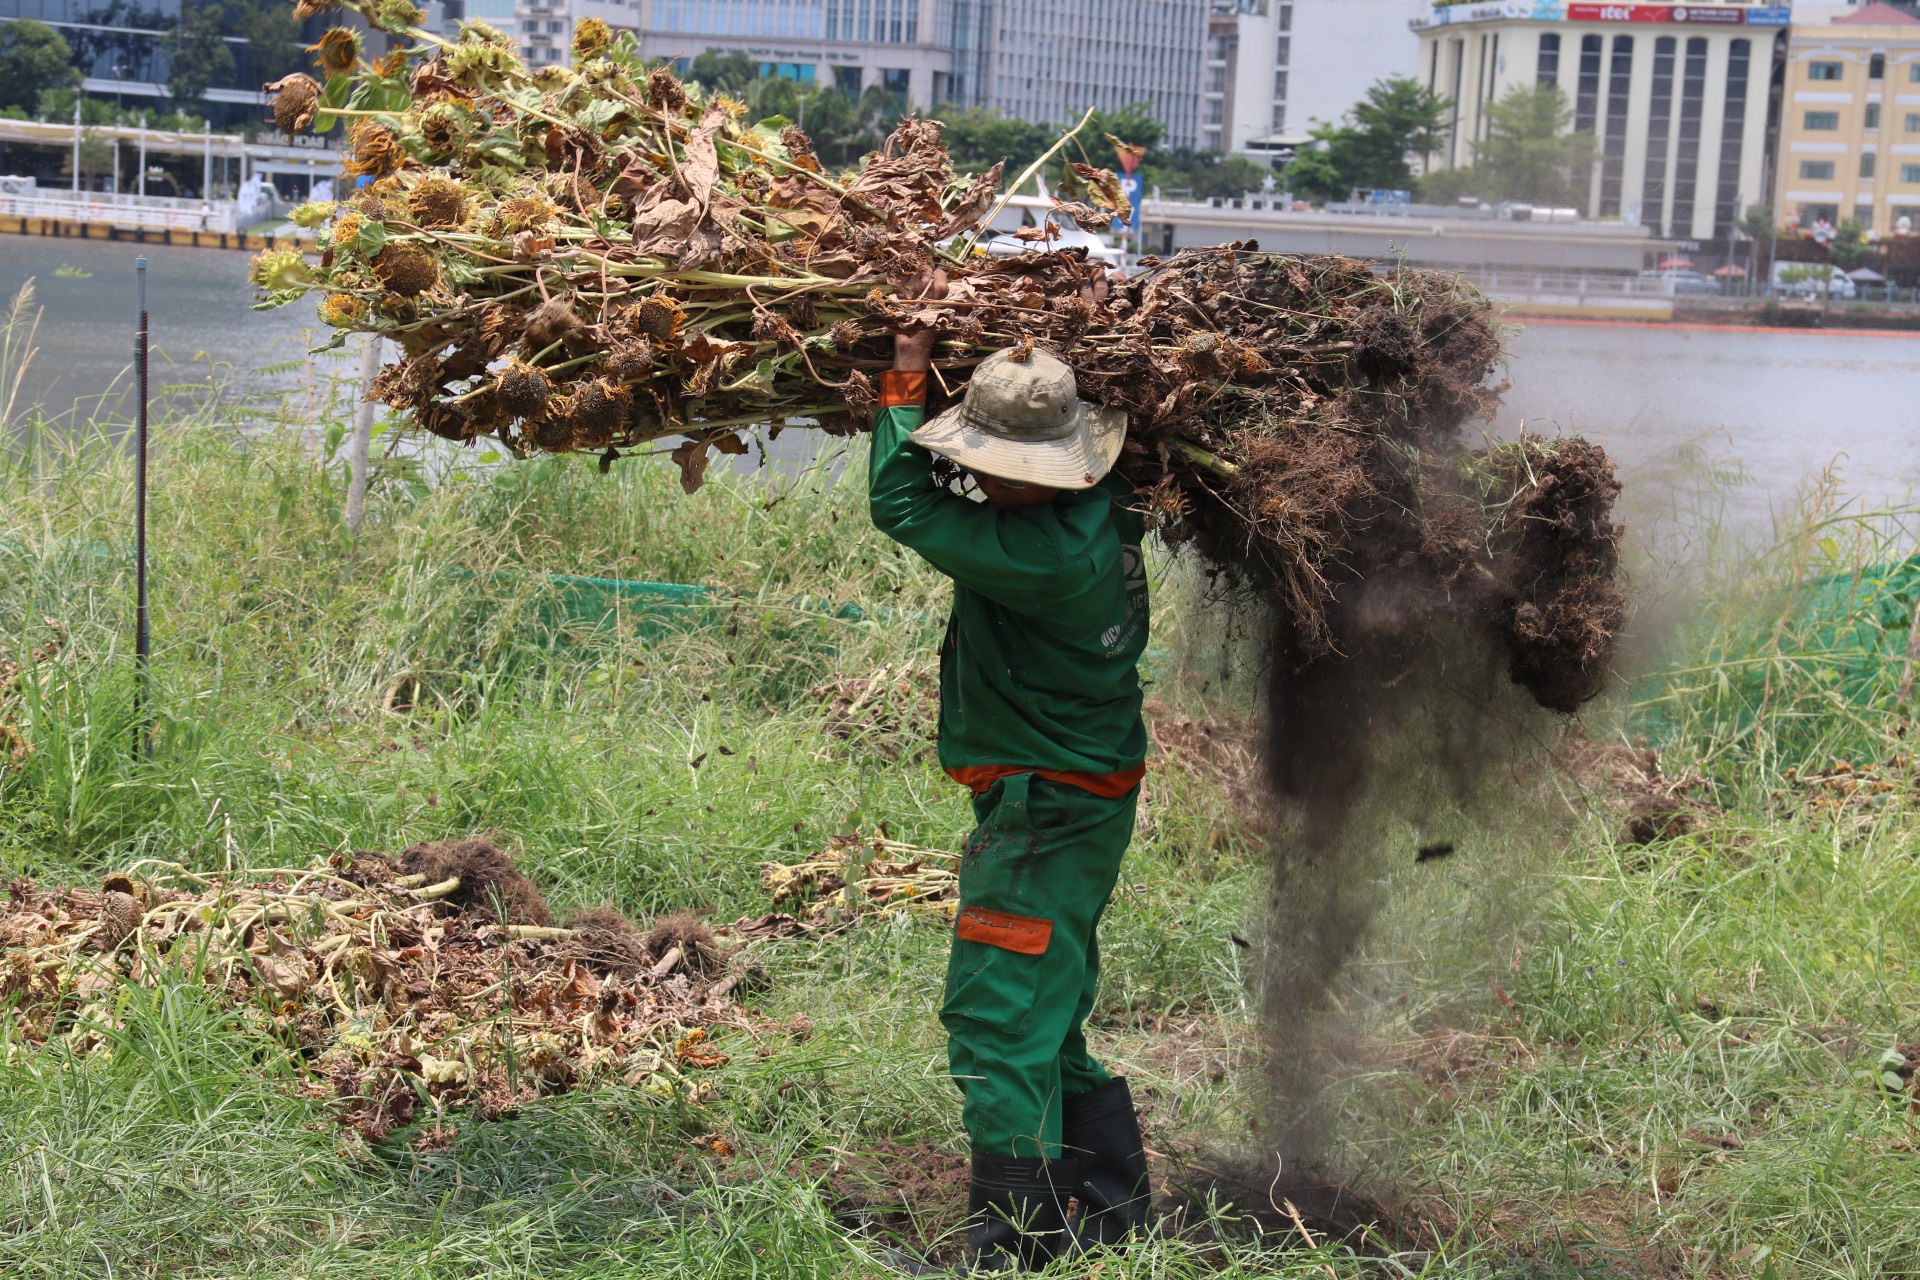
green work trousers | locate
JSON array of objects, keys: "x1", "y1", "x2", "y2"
[{"x1": 940, "y1": 771, "x2": 1138, "y2": 1159}]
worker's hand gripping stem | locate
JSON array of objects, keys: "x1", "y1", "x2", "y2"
[{"x1": 893, "y1": 268, "x2": 950, "y2": 373}]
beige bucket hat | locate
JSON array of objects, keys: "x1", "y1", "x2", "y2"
[{"x1": 910, "y1": 348, "x2": 1127, "y2": 491}]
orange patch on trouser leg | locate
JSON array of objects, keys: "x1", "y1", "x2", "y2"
[{"x1": 957, "y1": 906, "x2": 1054, "y2": 956}]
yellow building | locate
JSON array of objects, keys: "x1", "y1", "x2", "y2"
[{"x1": 1778, "y1": 2, "x2": 1920, "y2": 234}]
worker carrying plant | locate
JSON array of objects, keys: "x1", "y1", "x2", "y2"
[{"x1": 869, "y1": 272, "x2": 1151, "y2": 1271}]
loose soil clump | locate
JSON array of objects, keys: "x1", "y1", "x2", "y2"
[{"x1": 0, "y1": 843, "x2": 778, "y2": 1144}]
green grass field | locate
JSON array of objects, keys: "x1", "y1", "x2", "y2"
[{"x1": 3, "y1": 326, "x2": 1919, "y2": 1277}]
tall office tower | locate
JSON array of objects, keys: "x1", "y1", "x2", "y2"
[
  {"x1": 1286, "y1": 0, "x2": 1426, "y2": 130},
  {"x1": 630, "y1": 0, "x2": 954, "y2": 107},
  {"x1": 1201, "y1": 0, "x2": 1293, "y2": 159},
  {"x1": 968, "y1": 0, "x2": 1212, "y2": 149},
  {"x1": 1414, "y1": 2, "x2": 1788, "y2": 243}
]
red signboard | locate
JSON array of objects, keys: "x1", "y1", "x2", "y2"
[{"x1": 1567, "y1": 4, "x2": 1671, "y2": 20}]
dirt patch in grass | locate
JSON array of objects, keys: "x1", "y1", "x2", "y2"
[{"x1": 807, "y1": 1138, "x2": 971, "y2": 1266}]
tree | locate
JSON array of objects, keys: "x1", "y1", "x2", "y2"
[
  {"x1": 1829, "y1": 218, "x2": 1873, "y2": 272},
  {"x1": 164, "y1": 1, "x2": 235, "y2": 109},
  {"x1": 1287, "y1": 75, "x2": 1450, "y2": 202},
  {"x1": 0, "y1": 20, "x2": 80, "y2": 115},
  {"x1": 687, "y1": 50, "x2": 759, "y2": 96},
  {"x1": 61, "y1": 132, "x2": 115, "y2": 185},
  {"x1": 1147, "y1": 149, "x2": 1271, "y2": 200},
  {"x1": 940, "y1": 107, "x2": 1056, "y2": 177},
  {"x1": 1422, "y1": 84, "x2": 1594, "y2": 210}
]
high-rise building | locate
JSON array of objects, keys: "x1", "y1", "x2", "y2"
[
  {"x1": 1775, "y1": 2, "x2": 1920, "y2": 235},
  {"x1": 629, "y1": 0, "x2": 954, "y2": 107},
  {"x1": 971, "y1": 0, "x2": 1211, "y2": 148},
  {"x1": 1202, "y1": 0, "x2": 1292, "y2": 158},
  {"x1": 1412, "y1": 1, "x2": 1790, "y2": 243},
  {"x1": 628, "y1": 0, "x2": 1213, "y2": 148},
  {"x1": 1286, "y1": 0, "x2": 1426, "y2": 131}
]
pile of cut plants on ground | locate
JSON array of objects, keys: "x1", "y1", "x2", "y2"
[
  {"x1": 256, "y1": 0, "x2": 1623, "y2": 711},
  {"x1": 1, "y1": 840, "x2": 775, "y2": 1143}
]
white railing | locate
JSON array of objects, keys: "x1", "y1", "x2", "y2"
[
  {"x1": 1469, "y1": 269, "x2": 1682, "y2": 299},
  {"x1": 0, "y1": 190, "x2": 239, "y2": 234}
]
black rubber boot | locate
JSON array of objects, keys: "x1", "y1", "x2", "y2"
[
  {"x1": 965, "y1": 1153, "x2": 1078, "y2": 1273},
  {"x1": 1061, "y1": 1077, "x2": 1153, "y2": 1246}
]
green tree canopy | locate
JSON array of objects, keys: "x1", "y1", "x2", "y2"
[
  {"x1": 1421, "y1": 83, "x2": 1594, "y2": 210},
  {"x1": 0, "y1": 19, "x2": 80, "y2": 116},
  {"x1": 1288, "y1": 75, "x2": 1450, "y2": 202}
]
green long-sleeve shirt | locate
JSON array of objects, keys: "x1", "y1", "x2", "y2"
[{"x1": 867, "y1": 375, "x2": 1149, "y2": 788}]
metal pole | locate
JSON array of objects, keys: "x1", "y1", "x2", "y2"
[
  {"x1": 133, "y1": 257, "x2": 150, "y2": 761},
  {"x1": 71, "y1": 99, "x2": 81, "y2": 193},
  {"x1": 203, "y1": 124, "x2": 212, "y2": 200},
  {"x1": 138, "y1": 115, "x2": 147, "y2": 199},
  {"x1": 346, "y1": 334, "x2": 378, "y2": 532}
]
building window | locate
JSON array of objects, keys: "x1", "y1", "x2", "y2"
[
  {"x1": 1274, "y1": 70, "x2": 1288, "y2": 99},
  {"x1": 1575, "y1": 34, "x2": 1603, "y2": 134},
  {"x1": 1867, "y1": 103, "x2": 1881, "y2": 131},
  {"x1": 1276, "y1": 36, "x2": 1289, "y2": 65},
  {"x1": 1538, "y1": 32, "x2": 1561, "y2": 87},
  {"x1": 1903, "y1": 163, "x2": 1920, "y2": 183},
  {"x1": 546, "y1": 20, "x2": 562, "y2": 33},
  {"x1": 1800, "y1": 160, "x2": 1837, "y2": 180},
  {"x1": 1204, "y1": 99, "x2": 1223, "y2": 124},
  {"x1": 1271, "y1": 103, "x2": 1286, "y2": 131},
  {"x1": 1893, "y1": 204, "x2": 1920, "y2": 227},
  {"x1": 880, "y1": 67, "x2": 910, "y2": 102},
  {"x1": 1808, "y1": 61, "x2": 1843, "y2": 81},
  {"x1": 1855, "y1": 203, "x2": 1875, "y2": 228},
  {"x1": 833, "y1": 64, "x2": 862, "y2": 97},
  {"x1": 1801, "y1": 204, "x2": 1839, "y2": 226},
  {"x1": 1871, "y1": 53, "x2": 1886, "y2": 80},
  {"x1": 1804, "y1": 111, "x2": 1841, "y2": 131},
  {"x1": 1908, "y1": 113, "x2": 1920, "y2": 133},
  {"x1": 1911, "y1": 63, "x2": 1920, "y2": 83},
  {"x1": 1278, "y1": 3, "x2": 1290, "y2": 32},
  {"x1": 1207, "y1": 66, "x2": 1226, "y2": 92},
  {"x1": 1863, "y1": 152, "x2": 1877, "y2": 179},
  {"x1": 1673, "y1": 38, "x2": 1708, "y2": 235},
  {"x1": 1600, "y1": 36, "x2": 1634, "y2": 217},
  {"x1": 1643, "y1": 36, "x2": 1675, "y2": 231}
]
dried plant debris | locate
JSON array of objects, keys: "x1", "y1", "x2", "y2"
[
  {"x1": 254, "y1": 0, "x2": 1623, "y2": 710},
  {"x1": 731, "y1": 834, "x2": 958, "y2": 939},
  {"x1": 1, "y1": 843, "x2": 778, "y2": 1143}
]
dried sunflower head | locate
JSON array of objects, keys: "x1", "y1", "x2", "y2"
[
  {"x1": 249, "y1": 247, "x2": 316, "y2": 294},
  {"x1": 373, "y1": 49, "x2": 410, "y2": 78},
  {"x1": 571, "y1": 16, "x2": 612, "y2": 60},
  {"x1": 371, "y1": 243, "x2": 439, "y2": 297},
  {"x1": 566, "y1": 379, "x2": 632, "y2": 440},
  {"x1": 289, "y1": 199, "x2": 337, "y2": 228},
  {"x1": 416, "y1": 102, "x2": 472, "y2": 157},
  {"x1": 318, "y1": 292, "x2": 367, "y2": 328},
  {"x1": 293, "y1": 0, "x2": 338, "y2": 17},
  {"x1": 632, "y1": 294, "x2": 683, "y2": 341},
  {"x1": 406, "y1": 177, "x2": 467, "y2": 229},
  {"x1": 602, "y1": 339, "x2": 653, "y2": 382},
  {"x1": 494, "y1": 360, "x2": 553, "y2": 419},
  {"x1": 309, "y1": 26, "x2": 361, "y2": 76},
  {"x1": 645, "y1": 67, "x2": 687, "y2": 114},
  {"x1": 373, "y1": 0, "x2": 423, "y2": 35},
  {"x1": 447, "y1": 22, "x2": 524, "y2": 89},
  {"x1": 344, "y1": 119, "x2": 405, "y2": 180},
  {"x1": 531, "y1": 65, "x2": 579, "y2": 91},
  {"x1": 264, "y1": 74, "x2": 321, "y2": 137},
  {"x1": 828, "y1": 319, "x2": 862, "y2": 352},
  {"x1": 496, "y1": 195, "x2": 556, "y2": 234}
]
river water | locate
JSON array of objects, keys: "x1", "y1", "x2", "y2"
[{"x1": 3, "y1": 235, "x2": 1916, "y2": 534}]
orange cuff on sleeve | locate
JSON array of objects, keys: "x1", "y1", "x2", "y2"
[{"x1": 877, "y1": 370, "x2": 928, "y2": 409}]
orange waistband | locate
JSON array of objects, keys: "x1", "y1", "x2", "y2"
[{"x1": 945, "y1": 763, "x2": 1147, "y2": 801}]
